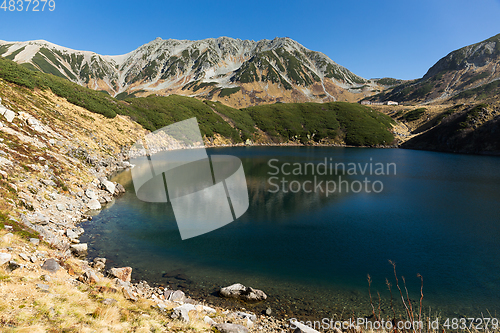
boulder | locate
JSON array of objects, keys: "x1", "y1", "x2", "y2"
[
  {"x1": 0, "y1": 156, "x2": 12, "y2": 166},
  {"x1": 101, "y1": 180, "x2": 116, "y2": 194},
  {"x1": 3, "y1": 109, "x2": 15, "y2": 123},
  {"x1": 87, "y1": 199, "x2": 101, "y2": 210},
  {"x1": 79, "y1": 269, "x2": 100, "y2": 284},
  {"x1": 41, "y1": 258, "x2": 60, "y2": 273},
  {"x1": 236, "y1": 311, "x2": 257, "y2": 322},
  {"x1": 0, "y1": 253, "x2": 12, "y2": 265},
  {"x1": 40, "y1": 179, "x2": 57, "y2": 187},
  {"x1": 36, "y1": 283, "x2": 50, "y2": 293},
  {"x1": 92, "y1": 257, "x2": 106, "y2": 270},
  {"x1": 115, "y1": 183, "x2": 126, "y2": 194},
  {"x1": 66, "y1": 229, "x2": 78, "y2": 240},
  {"x1": 8, "y1": 261, "x2": 20, "y2": 271},
  {"x1": 122, "y1": 285, "x2": 138, "y2": 301},
  {"x1": 108, "y1": 267, "x2": 132, "y2": 282},
  {"x1": 169, "y1": 290, "x2": 186, "y2": 302},
  {"x1": 56, "y1": 203, "x2": 65, "y2": 211},
  {"x1": 30, "y1": 238, "x2": 40, "y2": 245},
  {"x1": 171, "y1": 305, "x2": 190, "y2": 322},
  {"x1": 214, "y1": 323, "x2": 249, "y2": 333},
  {"x1": 70, "y1": 243, "x2": 88, "y2": 257},
  {"x1": 85, "y1": 189, "x2": 97, "y2": 200},
  {"x1": 204, "y1": 315, "x2": 216, "y2": 326},
  {"x1": 219, "y1": 283, "x2": 267, "y2": 302}
]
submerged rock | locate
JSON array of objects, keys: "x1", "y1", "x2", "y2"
[{"x1": 219, "y1": 283, "x2": 267, "y2": 302}]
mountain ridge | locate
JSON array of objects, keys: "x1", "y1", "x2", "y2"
[
  {"x1": 365, "y1": 33, "x2": 500, "y2": 105},
  {"x1": 0, "y1": 36, "x2": 386, "y2": 107}
]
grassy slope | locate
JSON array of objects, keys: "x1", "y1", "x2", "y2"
[{"x1": 0, "y1": 57, "x2": 395, "y2": 146}]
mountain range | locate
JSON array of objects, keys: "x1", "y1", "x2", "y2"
[
  {"x1": 367, "y1": 33, "x2": 500, "y2": 104},
  {"x1": 0, "y1": 37, "x2": 398, "y2": 107},
  {"x1": 1, "y1": 34, "x2": 499, "y2": 108}
]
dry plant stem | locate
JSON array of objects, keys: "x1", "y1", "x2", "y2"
[
  {"x1": 368, "y1": 274, "x2": 379, "y2": 321},
  {"x1": 386, "y1": 278, "x2": 396, "y2": 321},
  {"x1": 377, "y1": 291, "x2": 382, "y2": 321},
  {"x1": 417, "y1": 273, "x2": 423, "y2": 333},
  {"x1": 402, "y1": 276, "x2": 415, "y2": 323},
  {"x1": 389, "y1": 260, "x2": 413, "y2": 327}
]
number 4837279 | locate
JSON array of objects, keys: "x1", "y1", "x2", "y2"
[{"x1": 1, "y1": 0, "x2": 55, "y2": 11}]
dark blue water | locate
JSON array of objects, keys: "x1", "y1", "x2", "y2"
[{"x1": 81, "y1": 147, "x2": 500, "y2": 319}]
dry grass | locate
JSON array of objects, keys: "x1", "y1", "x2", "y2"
[{"x1": 0, "y1": 230, "x2": 219, "y2": 333}]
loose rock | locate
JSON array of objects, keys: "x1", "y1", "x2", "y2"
[
  {"x1": 108, "y1": 267, "x2": 132, "y2": 282},
  {"x1": 41, "y1": 259, "x2": 60, "y2": 273},
  {"x1": 219, "y1": 283, "x2": 267, "y2": 302}
]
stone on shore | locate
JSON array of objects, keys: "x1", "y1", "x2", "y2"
[
  {"x1": 169, "y1": 290, "x2": 186, "y2": 302},
  {"x1": 87, "y1": 199, "x2": 101, "y2": 210},
  {"x1": 70, "y1": 243, "x2": 88, "y2": 257},
  {"x1": 108, "y1": 267, "x2": 132, "y2": 282},
  {"x1": 219, "y1": 283, "x2": 267, "y2": 302},
  {"x1": 41, "y1": 258, "x2": 60, "y2": 273},
  {"x1": 101, "y1": 180, "x2": 116, "y2": 194},
  {"x1": 0, "y1": 253, "x2": 12, "y2": 265}
]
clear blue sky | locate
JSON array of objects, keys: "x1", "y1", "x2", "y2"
[{"x1": 0, "y1": 0, "x2": 499, "y2": 80}]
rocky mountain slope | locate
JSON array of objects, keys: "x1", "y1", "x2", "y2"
[
  {"x1": 366, "y1": 33, "x2": 500, "y2": 104},
  {"x1": 0, "y1": 37, "x2": 389, "y2": 107}
]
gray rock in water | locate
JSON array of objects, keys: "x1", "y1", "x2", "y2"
[
  {"x1": 87, "y1": 199, "x2": 101, "y2": 210},
  {"x1": 219, "y1": 283, "x2": 267, "y2": 302},
  {"x1": 0, "y1": 253, "x2": 12, "y2": 265},
  {"x1": 290, "y1": 319, "x2": 322, "y2": 333},
  {"x1": 70, "y1": 243, "x2": 88, "y2": 257},
  {"x1": 265, "y1": 307, "x2": 272, "y2": 316},
  {"x1": 41, "y1": 258, "x2": 60, "y2": 273},
  {"x1": 214, "y1": 323, "x2": 249, "y2": 333}
]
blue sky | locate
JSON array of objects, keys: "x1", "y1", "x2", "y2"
[{"x1": 0, "y1": 0, "x2": 499, "y2": 80}]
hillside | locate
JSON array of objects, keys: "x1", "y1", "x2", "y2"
[
  {"x1": 0, "y1": 56, "x2": 396, "y2": 147},
  {"x1": 0, "y1": 37, "x2": 389, "y2": 107},
  {"x1": 365, "y1": 33, "x2": 500, "y2": 105}
]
